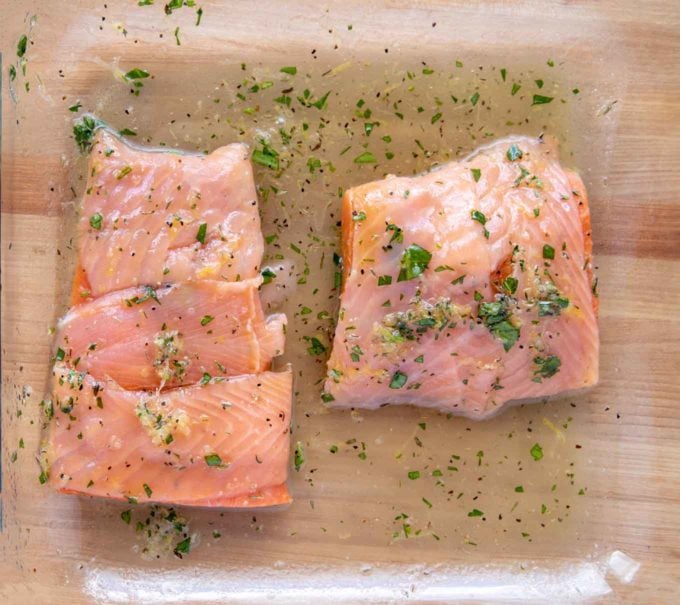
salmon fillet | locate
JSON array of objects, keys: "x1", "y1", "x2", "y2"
[
  {"x1": 325, "y1": 136, "x2": 598, "y2": 419},
  {"x1": 46, "y1": 364, "x2": 292, "y2": 507},
  {"x1": 75, "y1": 129, "x2": 263, "y2": 300},
  {"x1": 55, "y1": 277, "x2": 286, "y2": 390}
]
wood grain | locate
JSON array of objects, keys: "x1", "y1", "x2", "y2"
[{"x1": 1, "y1": 1, "x2": 679, "y2": 604}]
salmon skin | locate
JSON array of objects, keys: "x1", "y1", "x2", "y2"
[
  {"x1": 325, "y1": 136, "x2": 598, "y2": 419},
  {"x1": 45, "y1": 364, "x2": 292, "y2": 508},
  {"x1": 75, "y1": 129, "x2": 264, "y2": 300},
  {"x1": 55, "y1": 277, "x2": 286, "y2": 390}
]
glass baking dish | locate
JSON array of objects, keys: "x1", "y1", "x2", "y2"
[{"x1": 2, "y1": 1, "x2": 679, "y2": 602}]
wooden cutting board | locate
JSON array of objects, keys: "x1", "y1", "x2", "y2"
[{"x1": 1, "y1": 1, "x2": 679, "y2": 603}]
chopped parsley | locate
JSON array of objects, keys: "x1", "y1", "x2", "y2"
[
  {"x1": 352, "y1": 211, "x2": 367, "y2": 222},
  {"x1": 532, "y1": 94, "x2": 554, "y2": 105},
  {"x1": 397, "y1": 244, "x2": 432, "y2": 282},
  {"x1": 252, "y1": 142, "x2": 279, "y2": 170},
  {"x1": 543, "y1": 244, "x2": 555, "y2": 260},
  {"x1": 506, "y1": 144, "x2": 523, "y2": 161},
  {"x1": 17, "y1": 35, "x2": 28, "y2": 58},
  {"x1": 200, "y1": 315, "x2": 214, "y2": 326},
  {"x1": 89, "y1": 213, "x2": 103, "y2": 230},
  {"x1": 389, "y1": 371, "x2": 408, "y2": 389},
  {"x1": 204, "y1": 453, "x2": 223, "y2": 467},
  {"x1": 280, "y1": 66, "x2": 297, "y2": 75},
  {"x1": 55, "y1": 347, "x2": 65, "y2": 361},
  {"x1": 174, "y1": 537, "x2": 191, "y2": 557},
  {"x1": 73, "y1": 116, "x2": 102, "y2": 153},
  {"x1": 116, "y1": 166, "x2": 132, "y2": 180},
  {"x1": 478, "y1": 299, "x2": 520, "y2": 351},
  {"x1": 407, "y1": 470, "x2": 420, "y2": 480},
  {"x1": 294, "y1": 441, "x2": 305, "y2": 471},
  {"x1": 385, "y1": 223, "x2": 404, "y2": 246},
  {"x1": 533, "y1": 355, "x2": 561, "y2": 380},
  {"x1": 124, "y1": 68, "x2": 150, "y2": 81},
  {"x1": 196, "y1": 222, "x2": 207, "y2": 244},
  {"x1": 143, "y1": 483, "x2": 153, "y2": 497},
  {"x1": 121, "y1": 510, "x2": 132, "y2": 524},
  {"x1": 125, "y1": 285, "x2": 160, "y2": 306},
  {"x1": 511, "y1": 83, "x2": 521, "y2": 96},
  {"x1": 530, "y1": 443, "x2": 544, "y2": 461},
  {"x1": 378, "y1": 275, "x2": 392, "y2": 286},
  {"x1": 261, "y1": 267, "x2": 276, "y2": 284},
  {"x1": 502, "y1": 276, "x2": 518, "y2": 295},
  {"x1": 470, "y1": 168, "x2": 481, "y2": 182},
  {"x1": 350, "y1": 345, "x2": 363, "y2": 363},
  {"x1": 306, "y1": 337, "x2": 327, "y2": 356},
  {"x1": 354, "y1": 151, "x2": 376, "y2": 164},
  {"x1": 470, "y1": 209, "x2": 490, "y2": 239},
  {"x1": 470, "y1": 92, "x2": 480, "y2": 106},
  {"x1": 467, "y1": 509, "x2": 484, "y2": 517}
]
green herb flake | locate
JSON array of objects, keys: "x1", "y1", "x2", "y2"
[
  {"x1": 533, "y1": 355, "x2": 561, "y2": 380},
  {"x1": 511, "y1": 83, "x2": 521, "y2": 96},
  {"x1": 532, "y1": 94, "x2": 554, "y2": 106},
  {"x1": 321, "y1": 392, "x2": 335, "y2": 403},
  {"x1": 471, "y1": 168, "x2": 481, "y2": 182},
  {"x1": 329, "y1": 445, "x2": 338, "y2": 454},
  {"x1": 306, "y1": 337, "x2": 327, "y2": 356},
  {"x1": 407, "y1": 470, "x2": 420, "y2": 480},
  {"x1": 124, "y1": 68, "x2": 150, "y2": 81},
  {"x1": 543, "y1": 244, "x2": 555, "y2": 259},
  {"x1": 397, "y1": 244, "x2": 432, "y2": 282},
  {"x1": 352, "y1": 211, "x2": 367, "y2": 222},
  {"x1": 500, "y1": 68, "x2": 507, "y2": 81},
  {"x1": 467, "y1": 509, "x2": 483, "y2": 517},
  {"x1": 378, "y1": 275, "x2": 392, "y2": 286},
  {"x1": 515, "y1": 485, "x2": 524, "y2": 493},
  {"x1": 470, "y1": 209, "x2": 489, "y2": 238},
  {"x1": 121, "y1": 510, "x2": 132, "y2": 524},
  {"x1": 506, "y1": 144, "x2": 523, "y2": 161},
  {"x1": 116, "y1": 166, "x2": 132, "y2": 180},
  {"x1": 200, "y1": 372, "x2": 211, "y2": 385},
  {"x1": 205, "y1": 453, "x2": 223, "y2": 467},
  {"x1": 196, "y1": 223, "x2": 207, "y2": 244},
  {"x1": 200, "y1": 315, "x2": 214, "y2": 326},
  {"x1": 17, "y1": 35, "x2": 28, "y2": 58},
  {"x1": 478, "y1": 300, "x2": 520, "y2": 352},
  {"x1": 414, "y1": 355, "x2": 424, "y2": 363},
  {"x1": 470, "y1": 92, "x2": 480, "y2": 106},
  {"x1": 389, "y1": 371, "x2": 408, "y2": 389},
  {"x1": 73, "y1": 116, "x2": 102, "y2": 153},
  {"x1": 55, "y1": 347, "x2": 66, "y2": 362},
  {"x1": 68, "y1": 102, "x2": 82, "y2": 113},
  {"x1": 174, "y1": 537, "x2": 191, "y2": 556},
  {"x1": 530, "y1": 443, "x2": 544, "y2": 461},
  {"x1": 294, "y1": 441, "x2": 305, "y2": 471},
  {"x1": 252, "y1": 143, "x2": 279, "y2": 170},
  {"x1": 354, "y1": 151, "x2": 377, "y2": 164},
  {"x1": 89, "y1": 213, "x2": 103, "y2": 230},
  {"x1": 502, "y1": 276, "x2": 518, "y2": 295},
  {"x1": 119, "y1": 128, "x2": 137, "y2": 136},
  {"x1": 261, "y1": 267, "x2": 276, "y2": 284},
  {"x1": 143, "y1": 483, "x2": 153, "y2": 497},
  {"x1": 9, "y1": 65, "x2": 16, "y2": 81},
  {"x1": 280, "y1": 66, "x2": 297, "y2": 75}
]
